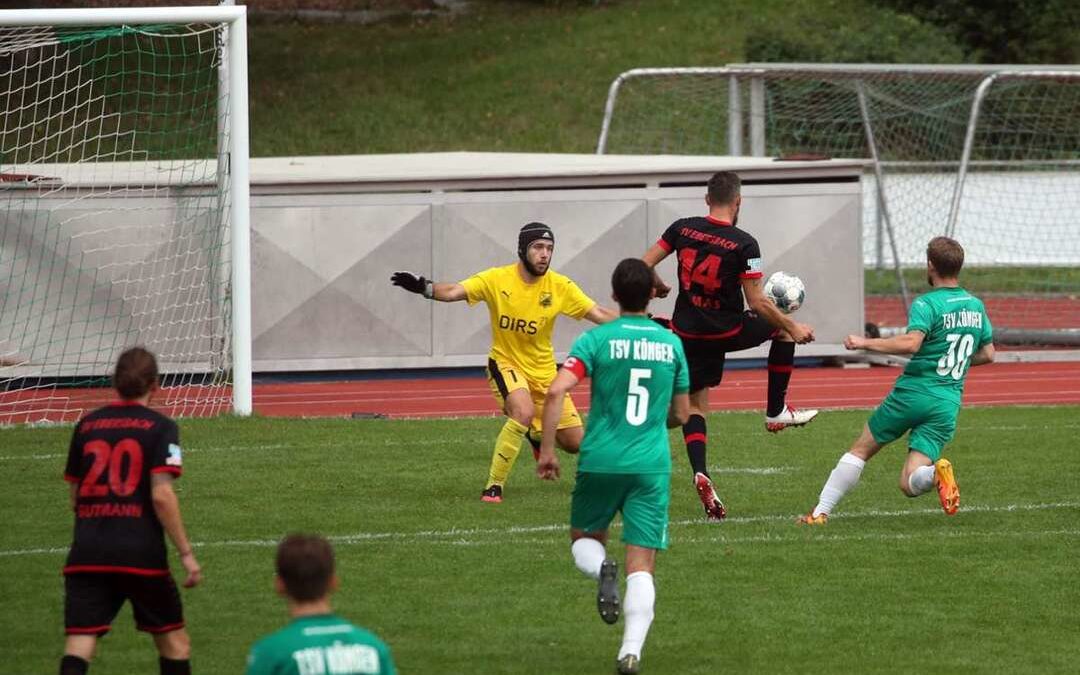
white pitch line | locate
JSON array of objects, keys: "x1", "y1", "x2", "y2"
[
  {"x1": 964, "y1": 423, "x2": 1080, "y2": 432},
  {"x1": 0, "y1": 437, "x2": 486, "y2": 462},
  {"x1": 678, "y1": 528, "x2": 1080, "y2": 546},
  {"x1": 3, "y1": 501, "x2": 1076, "y2": 559},
  {"x1": 710, "y1": 466, "x2": 796, "y2": 475},
  {"x1": 428, "y1": 528, "x2": 1080, "y2": 547},
  {"x1": 5, "y1": 418, "x2": 1080, "y2": 463},
  {"x1": 0, "y1": 452, "x2": 68, "y2": 461}
]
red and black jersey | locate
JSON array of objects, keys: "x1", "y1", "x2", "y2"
[
  {"x1": 63, "y1": 402, "x2": 182, "y2": 576},
  {"x1": 657, "y1": 215, "x2": 764, "y2": 338}
]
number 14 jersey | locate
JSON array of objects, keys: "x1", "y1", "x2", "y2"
[
  {"x1": 63, "y1": 403, "x2": 183, "y2": 575},
  {"x1": 896, "y1": 286, "x2": 993, "y2": 404},
  {"x1": 564, "y1": 315, "x2": 689, "y2": 474},
  {"x1": 657, "y1": 215, "x2": 764, "y2": 338}
]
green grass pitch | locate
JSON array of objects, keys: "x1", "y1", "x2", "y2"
[{"x1": 2, "y1": 407, "x2": 1079, "y2": 673}]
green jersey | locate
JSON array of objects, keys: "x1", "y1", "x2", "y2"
[
  {"x1": 895, "y1": 286, "x2": 993, "y2": 404},
  {"x1": 245, "y1": 614, "x2": 396, "y2": 675},
  {"x1": 564, "y1": 315, "x2": 689, "y2": 474}
]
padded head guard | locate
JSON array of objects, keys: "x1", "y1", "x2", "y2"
[{"x1": 517, "y1": 222, "x2": 554, "y2": 262}]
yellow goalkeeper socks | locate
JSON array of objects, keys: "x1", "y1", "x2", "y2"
[{"x1": 486, "y1": 418, "x2": 529, "y2": 489}]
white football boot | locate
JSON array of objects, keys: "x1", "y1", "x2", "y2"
[{"x1": 765, "y1": 406, "x2": 819, "y2": 433}]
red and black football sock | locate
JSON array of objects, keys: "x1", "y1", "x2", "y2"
[
  {"x1": 682, "y1": 414, "x2": 709, "y2": 477},
  {"x1": 59, "y1": 655, "x2": 89, "y2": 675},
  {"x1": 159, "y1": 657, "x2": 190, "y2": 675},
  {"x1": 766, "y1": 340, "x2": 796, "y2": 417}
]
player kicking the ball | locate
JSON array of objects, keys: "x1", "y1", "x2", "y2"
[
  {"x1": 799, "y1": 236, "x2": 994, "y2": 524},
  {"x1": 641, "y1": 170, "x2": 815, "y2": 520},
  {"x1": 391, "y1": 222, "x2": 616, "y2": 503},
  {"x1": 537, "y1": 258, "x2": 690, "y2": 675}
]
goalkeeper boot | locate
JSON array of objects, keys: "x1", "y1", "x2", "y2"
[
  {"x1": 934, "y1": 458, "x2": 960, "y2": 515},
  {"x1": 616, "y1": 654, "x2": 640, "y2": 674},
  {"x1": 797, "y1": 511, "x2": 828, "y2": 526},
  {"x1": 694, "y1": 472, "x2": 727, "y2": 521},
  {"x1": 765, "y1": 406, "x2": 819, "y2": 433},
  {"x1": 597, "y1": 558, "x2": 621, "y2": 625},
  {"x1": 480, "y1": 484, "x2": 503, "y2": 504}
]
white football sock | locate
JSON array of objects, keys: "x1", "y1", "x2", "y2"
[
  {"x1": 571, "y1": 538, "x2": 605, "y2": 580},
  {"x1": 618, "y1": 572, "x2": 655, "y2": 660},
  {"x1": 907, "y1": 464, "x2": 936, "y2": 496},
  {"x1": 812, "y1": 452, "x2": 866, "y2": 517}
]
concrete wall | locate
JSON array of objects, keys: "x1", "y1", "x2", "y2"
[
  {"x1": 1, "y1": 154, "x2": 864, "y2": 376},
  {"x1": 250, "y1": 174, "x2": 863, "y2": 371}
]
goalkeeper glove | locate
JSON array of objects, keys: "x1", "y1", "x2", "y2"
[{"x1": 391, "y1": 271, "x2": 434, "y2": 299}]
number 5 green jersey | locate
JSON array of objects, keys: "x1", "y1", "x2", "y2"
[
  {"x1": 895, "y1": 286, "x2": 992, "y2": 404},
  {"x1": 563, "y1": 315, "x2": 690, "y2": 474}
]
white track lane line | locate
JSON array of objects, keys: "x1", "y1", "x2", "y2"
[{"x1": 3, "y1": 501, "x2": 1077, "y2": 558}]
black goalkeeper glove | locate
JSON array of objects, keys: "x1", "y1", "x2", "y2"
[{"x1": 391, "y1": 271, "x2": 434, "y2": 298}]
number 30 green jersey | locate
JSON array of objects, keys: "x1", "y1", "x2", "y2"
[
  {"x1": 563, "y1": 315, "x2": 690, "y2": 474},
  {"x1": 895, "y1": 286, "x2": 992, "y2": 404}
]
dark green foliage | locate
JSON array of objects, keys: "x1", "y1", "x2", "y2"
[
  {"x1": 508, "y1": 0, "x2": 608, "y2": 6},
  {"x1": 876, "y1": 0, "x2": 1080, "y2": 64},
  {"x1": 745, "y1": 0, "x2": 966, "y2": 64}
]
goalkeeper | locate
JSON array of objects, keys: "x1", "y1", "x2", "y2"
[{"x1": 391, "y1": 222, "x2": 616, "y2": 503}]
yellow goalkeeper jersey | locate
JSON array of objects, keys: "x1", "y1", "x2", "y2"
[{"x1": 460, "y1": 263, "x2": 595, "y2": 385}]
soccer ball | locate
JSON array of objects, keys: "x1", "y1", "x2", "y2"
[{"x1": 764, "y1": 271, "x2": 805, "y2": 314}]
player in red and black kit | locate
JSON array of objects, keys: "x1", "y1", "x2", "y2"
[
  {"x1": 643, "y1": 171, "x2": 817, "y2": 520},
  {"x1": 60, "y1": 347, "x2": 202, "y2": 675}
]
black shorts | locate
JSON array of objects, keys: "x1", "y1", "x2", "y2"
[
  {"x1": 64, "y1": 573, "x2": 184, "y2": 636},
  {"x1": 679, "y1": 312, "x2": 780, "y2": 392}
]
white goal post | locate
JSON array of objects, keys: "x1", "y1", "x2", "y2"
[
  {"x1": 0, "y1": 5, "x2": 252, "y2": 422},
  {"x1": 597, "y1": 63, "x2": 1080, "y2": 355}
]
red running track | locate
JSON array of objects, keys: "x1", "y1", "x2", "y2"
[
  {"x1": 866, "y1": 295, "x2": 1080, "y2": 330},
  {"x1": 250, "y1": 361, "x2": 1080, "y2": 419},
  {"x1": 3, "y1": 362, "x2": 1078, "y2": 424}
]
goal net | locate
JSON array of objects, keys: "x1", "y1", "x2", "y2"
[
  {"x1": 598, "y1": 65, "x2": 1080, "y2": 352},
  {"x1": 1, "y1": 6, "x2": 251, "y2": 424}
]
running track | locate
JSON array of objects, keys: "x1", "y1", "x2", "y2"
[
  {"x1": 254, "y1": 361, "x2": 1080, "y2": 419},
  {"x1": 3, "y1": 362, "x2": 1078, "y2": 424}
]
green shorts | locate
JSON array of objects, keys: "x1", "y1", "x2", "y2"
[
  {"x1": 867, "y1": 388, "x2": 959, "y2": 461},
  {"x1": 571, "y1": 472, "x2": 670, "y2": 550}
]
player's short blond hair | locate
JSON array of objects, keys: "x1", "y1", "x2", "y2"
[{"x1": 927, "y1": 236, "x2": 964, "y2": 278}]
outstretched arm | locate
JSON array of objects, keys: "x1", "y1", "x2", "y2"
[
  {"x1": 431, "y1": 282, "x2": 467, "y2": 302},
  {"x1": 390, "y1": 272, "x2": 467, "y2": 302},
  {"x1": 844, "y1": 330, "x2": 925, "y2": 355},
  {"x1": 583, "y1": 304, "x2": 619, "y2": 324}
]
